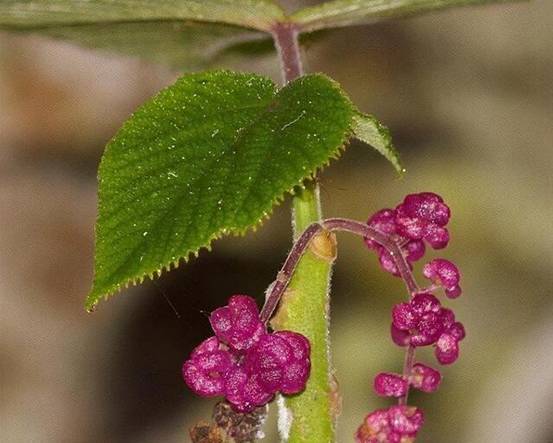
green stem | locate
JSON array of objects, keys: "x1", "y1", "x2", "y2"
[
  {"x1": 292, "y1": 183, "x2": 321, "y2": 236},
  {"x1": 278, "y1": 185, "x2": 335, "y2": 442},
  {"x1": 271, "y1": 23, "x2": 336, "y2": 442}
]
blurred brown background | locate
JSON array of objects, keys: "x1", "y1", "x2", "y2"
[{"x1": 1, "y1": 1, "x2": 551, "y2": 442}]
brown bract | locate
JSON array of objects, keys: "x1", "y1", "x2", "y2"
[
  {"x1": 309, "y1": 230, "x2": 337, "y2": 262},
  {"x1": 189, "y1": 421, "x2": 229, "y2": 443}
]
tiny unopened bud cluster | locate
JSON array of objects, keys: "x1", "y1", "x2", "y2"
[{"x1": 183, "y1": 295, "x2": 310, "y2": 413}]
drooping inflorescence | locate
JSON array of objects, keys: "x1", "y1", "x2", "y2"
[
  {"x1": 183, "y1": 295, "x2": 311, "y2": 413},
  {"x1": 358, "y1": 192, "x2": 465, "y2": 442}
]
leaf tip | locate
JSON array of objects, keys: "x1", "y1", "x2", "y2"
[{"x1": 351, "y1": 112, "x2": 404, "y2": 176}]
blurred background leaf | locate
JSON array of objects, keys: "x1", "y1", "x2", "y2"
[
  {"x1": 0, "y1": 0, "x2": 285, "y2": 69},
  {"x1": 292, "y1": 0, "x2": 525, "y2": 32},
  {"x1": 0, "y1": 0, "x2": 284, "y2": 30},
  {"x1": 0, "y1": 1, "x2": 527, "y2": 71},
  {"x1": 13, "y1": 21, "x2": 271, "y2": 71}
]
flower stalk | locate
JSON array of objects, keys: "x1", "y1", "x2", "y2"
[{"x1": 260, "y1": 216, "x2": 425, "y2": 417}]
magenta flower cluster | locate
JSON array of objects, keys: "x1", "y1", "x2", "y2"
[
  {"x1": 364, "y1": 192, "x2": 450, "y2": 276},
  {"x1": 182, "y1": 295, "x2": 310, "y2": 413},
  {"x1": 392, "y1": 292, "x2": 465, "y2": 364},
  {"x1": 358, "y1": 193, "x2": 465, "y2": 442}
]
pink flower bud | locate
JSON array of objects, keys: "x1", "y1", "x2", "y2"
[
  {"x1": 182, "y1": 337, "x2": 233, "y2": 397},
  {"x1": 392, "y1": 293, "x2": 446, "y2": 347},
  {"x1": 435, "y1": 333, "x2": 460, "y2": 365},
  {"x1": 423, "y1": 258, "x2": 462, "y2": 298},
  {"x1": 209, "y1": 295, "x2": 266, "y2": 351},
  {"x1": 388, "y1": 405, "x2": 424, "y2": 435},
  {"x1": 273, "y1": 331, "x2": 311, "y2": 395},
  {"x1": 374, "y1": 372, "x2": 408, "y2": 397},
  {"x1": 409, "y1": 363, "x2": 442, "y2": 393},
  {"x1": 364, "y1": 208, "x2": 427, "y2": 277},
  {"x1": 356, "y1": 406, "x2": 424, "y2": 442}
]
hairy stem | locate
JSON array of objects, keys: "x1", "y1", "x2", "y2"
[
  {"x1": 259, "y1": 221, "x2": 322, "y2": 324},
  {"x1": 276, "y1": 188, "x2": 335, "y2": 443},
  {"x1": 272, "y1": 22, "x2": 303, "y2": 84},
  {"x1": 271, "y1": 23, "x2": 336, "y2": 443}
]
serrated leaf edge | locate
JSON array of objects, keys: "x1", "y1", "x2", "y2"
[{"x1": 85, "y1": 152, "x2": 348, "y2": 311}]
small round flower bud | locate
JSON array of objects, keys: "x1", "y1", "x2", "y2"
[
  {"x1": 374, "y1": 372, "x2": 408, "y2": 397},
  {"x1": 225, "y1": 366, "x2": 273, "y2": 413},
  {"x1": 435, "y1": 333, "x2": 460, "y2": 365},
  {"x1": 247, "y1": 332, "x2": 310, "y2": 396},
  {"x1": 183, "y1": 337, "x2": 233, "y2": 397},
  {"x1": 423, "y1": 259, "x2": 462, "y2": 298},
  {"x1": 388, "y1": 405, "x2": 424, "y2": 436},
  {"x1": 405, "y1": 239, "x2": 426, "y2": 262},
  {"x1": 377, "y1": 249, "x2": 402, "y2": 276},
  {"x1": 392, "y1": 302, "x2": 418, "y2": 330},
  {"x1": 391, "y1": 323, "x2": 410, "y2": 347},
  {"x1": 356, "y1": 406, "x2": 424, "y2": 442},
  {"x1": 439, "y1": 308, "x2": 455, "y2": 329},
  {"x1": 410, "y1": 292, "x2": 442, "y2": 314},
  {"x1": 249, "y1": 334, "x2": 292, "y2": 394},
  {"x1": 424, "y1": 225, "x2": 450, "y2": 249},
  {"x1": 449, "y1": 322, "x2": 466, "y2": 341},
  {"x1": 364, "y1": 209, "x2": 398, "y2": 249},
  {"x1": 209, "y1": 295, "x2": 266, "y2": 351},
  {"x1": 273, "y1": 331, "x2": 311, "y2": 395},
  {"x1": 355, "y1": 408, "x2": 390, "y2": 443},
  {"x1": 409, "y1": 363, "x2": 442, "y2": 393},
  {"x1": 410, "y1": 312, "x2": 444, "y2": 347}
]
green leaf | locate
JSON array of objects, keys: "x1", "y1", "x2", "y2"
[
  {"x1": 0, "y1": 0, "x2": 285, "y2": 31},
  {"x1": 352, "y1": 112, "x2": 403, "y2": 174},
  {"x1": 292, "y1": 0, "x2": 523, "y2": 33},
  {"x1": 87, "y1": 71, "x2": 354, "y2": 310}
]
